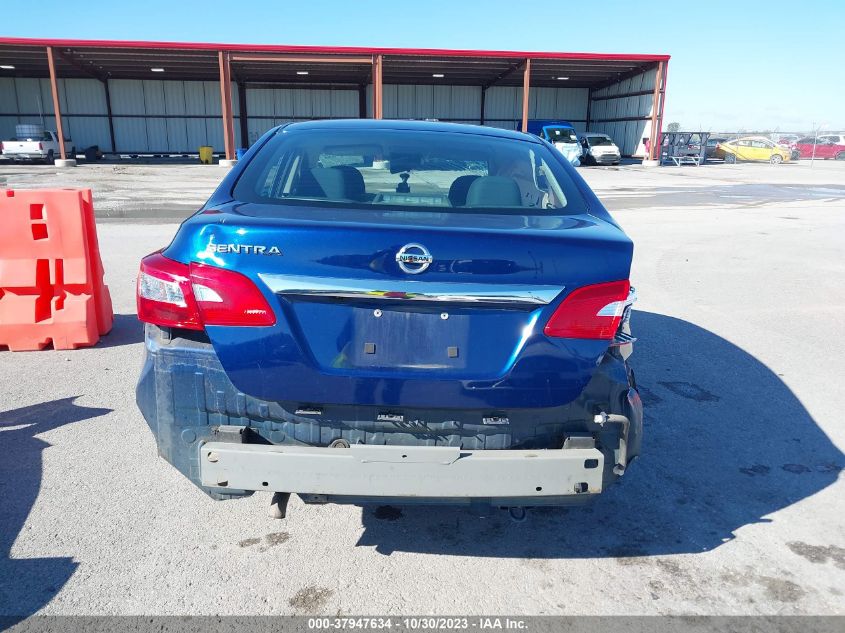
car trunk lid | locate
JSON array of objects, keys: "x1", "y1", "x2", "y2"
[{"x1": 166, "y1": 204, "x2": 632, "y2": 409}]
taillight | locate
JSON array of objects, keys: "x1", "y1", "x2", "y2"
[
  {"x1": 189, "y1": 262, "x2": 276, "y2": 326},
  {"x1": 136, "y1": 253, "x2": 275, "y2": 330},
  {"x1": 38, "y1": 142, "x2": 43, "y2": 150},
  {"x1": 543, "y1": 280, "x2": 631, "y2": 339}
]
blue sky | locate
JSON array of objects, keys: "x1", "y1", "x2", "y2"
[{"x1": 3, "y1": 0, "x2": 843, "y2": 132}]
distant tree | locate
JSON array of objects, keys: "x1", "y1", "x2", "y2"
[{"x1": 667, "y1": 122, "x2": 681, "y2": 132}]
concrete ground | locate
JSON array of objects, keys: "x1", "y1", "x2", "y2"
[{"x1": 1, "y1": 160, "x2": 844, "y2": 617}]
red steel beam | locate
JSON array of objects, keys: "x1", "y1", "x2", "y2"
[
  {"x1": 231, "y1": 54, "x2": 372, "y2": 64},
  {"x1": 654, "y1": 60, "x2": 669, "y2": 161},
  {"x1": 521, "y1": 58, "x2": 531, "y2": 132},
  {"x1": 45, "y1": 46, "x2": 67, "y2": 161},
  {"x1": 648, "y1": 61, "x2": 664, "y2": 161},
  {"x1": 218, "y1": 51, "x2": 235, "y2": 160},
  {"x1": 0, "y1": 36, "x2": 671, "y2": 64},
  {"x1": 373, "y1": 54, "x2": 383, "y2": 119}
]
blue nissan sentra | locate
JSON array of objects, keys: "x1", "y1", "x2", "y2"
[{"x1": 136, "y1": 119, "x2": 642, "y2": 519}]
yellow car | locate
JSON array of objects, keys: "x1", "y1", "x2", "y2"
[{"x1": 715, "y1": 136, "x2": 791, "y2": 164}]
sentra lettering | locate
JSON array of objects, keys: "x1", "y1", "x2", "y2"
[{"x1": 214, "y1": 244, "x2": 282, "y2": 255}]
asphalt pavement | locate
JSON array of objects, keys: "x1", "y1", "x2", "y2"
[{"x1": 1, "y1": 160, "x2": 843, "y2": 617}]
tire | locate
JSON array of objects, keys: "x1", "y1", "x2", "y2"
[
  {"x1": 44, "y1": 150, "x2": 54, "y2": 165},
  {"x1": 724, "y1": 153, "x2": 737, "y2": 164},
  {"x1": 770, "y1": 154, "x2": 783, "y2": 165},
  {"x1": 836, "y1": 152, "x2": 845, "y2": 161}
]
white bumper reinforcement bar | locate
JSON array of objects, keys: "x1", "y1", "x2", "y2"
[{"x1": 199, "y1": 443, "x2": 604, "y2": 498}]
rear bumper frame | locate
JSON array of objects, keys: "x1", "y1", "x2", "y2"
[
  {"x1": 136, "y1": 324, "x2": 642, "y2": 506},
  {"x1": 199, "y1": 441, "x2": 604, "y2": 503}
]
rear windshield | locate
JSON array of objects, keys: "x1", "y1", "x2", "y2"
[{"x1": 233, "y1": 127, "x2": 586, "y2": 214}]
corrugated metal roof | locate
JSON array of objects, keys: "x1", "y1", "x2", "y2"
[{"x1": 0, "y1": 37, "x2": 667, "y2": 88}]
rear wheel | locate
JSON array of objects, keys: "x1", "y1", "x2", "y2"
[
  {"x1": 724, "y1": 153, "x2": 737, "y2": 164},
  {"x1": 770, "y1": 154, "x2": 783, "y2": 164},
  {"x1": 836, "y1": 151, "x2": 845, "y2": 161},
  {"x1": 44, "y1": 150, "x2": 54, "y2": 165}
]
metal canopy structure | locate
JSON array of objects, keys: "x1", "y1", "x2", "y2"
[{"x1": 0, "y1": 37, "x2": 670, "y2": 160}]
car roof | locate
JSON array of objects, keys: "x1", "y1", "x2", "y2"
[{"x1": 279, "y1": 118, "x2": 537, "y2": 142}]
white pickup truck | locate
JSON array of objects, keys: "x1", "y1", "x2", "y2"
[{"x1": 1, "y1": 131, "x2": 74, "y2": 164}]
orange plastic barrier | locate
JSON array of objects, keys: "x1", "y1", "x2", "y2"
[{"x1": 0, "y1": 189, "x2": 113, "y2": 351}]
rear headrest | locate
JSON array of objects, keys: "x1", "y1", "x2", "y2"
[
  {"x1": 464, "y1": 176, "x2": 522, "y2": 207},
  {"x1": 448, "y1": 174, "x2": 480, "y2": 207},
  {"x1": 310, "y1": 167, "x2": 349, "y2": 200},
  {"x1": 332, "y1": 165, "x2": 366, "y2": 201}
]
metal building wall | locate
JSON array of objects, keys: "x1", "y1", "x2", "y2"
[
  {"x1": 109, "y1": 79, "x2": 241, "y2": 152},
  {"x1": 588, "y1": 67, "x2": 657, "y2": 156},
  {"x1": 0, "y1": 77, "x2": 112, "y2": 150},
  {"x1": 369, "y1": 84, "x2": 589, "y2": 129},
  {"x1": 484, "y1": 86, "x2": 589, "y2": 131},
  {"x1": 0, "y1": 77, "x2": 245, "y2": 153},
  {"x1": 3, "y1": 74, "x2": 648, "y2": 154},
  {"x1": 382, "y1": 84, "x2": 481, "y2": 123},
  {"x1": 1, "y1": 77, "x2": 363, "y2": 152},
  {"x1": 243, "y1": 87, "x2": 359, "y2": 145}
]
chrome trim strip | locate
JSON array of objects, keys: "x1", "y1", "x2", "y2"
[{"x1": 258, "y1": 274, "x2": 563, "y2": 306}]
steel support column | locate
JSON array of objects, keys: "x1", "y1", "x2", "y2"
[
  {"x1": 237, "y1": 80, "x2": 248, "y2": 149},
  {"x1": 218, "y1": 51, "x2": 235, "y2": 160},
  {"x1": 45, "y1": 46, "x2": 66, "y2": 160},
  {"x1": 372, "y1": 54, "x2": 383, "y2": 119},
  {"x1": 103, "y1": 79, "x2": 116, "y2": 153},
  {"x1": 480, "y1": 87, "x2": 486, "y2": 126},
  {"x1": 648, "y1": 61, "x2": 664, "y2": 161},
  {"x1": 521, "y1": 58, "x2": 531, "y2": 132},
  {"x1": 654, "y1": 61, "x2": 669, "y2": 161},
  {"x1": 358, "y1": 85, "x2": 367, "y2": 118}
]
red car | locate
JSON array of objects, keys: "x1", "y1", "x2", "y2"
[{"x1": 794, "y1": 137, "x2": 845, "y2": 160}]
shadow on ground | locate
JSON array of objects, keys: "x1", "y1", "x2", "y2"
[
  {"x1": 96, "y1": 314, "x2": 144, "y2": 348},
  {"x1": 0, "y1": 397, "x2": 111, "y2": 619},
  {"x1": 356, "y1": 310, "x2": 843, "y2": 557}
]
